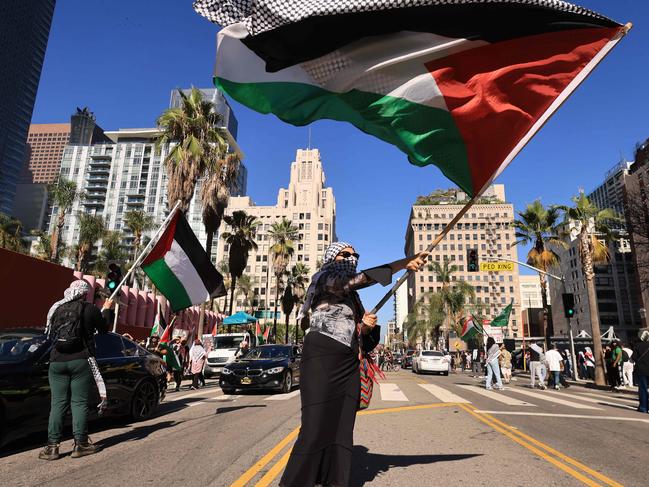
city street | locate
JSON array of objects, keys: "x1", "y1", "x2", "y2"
[{"x1": 1, "y1": 370, "x2": 646, "y2": 487}]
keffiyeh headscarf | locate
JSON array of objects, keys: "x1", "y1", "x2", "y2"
[
  {"x1": 45, "y1": 280, "x2": 90, "y2": 335},
  {"x1": 298, "y1": 241, "x2": 357, "y2": 320}
]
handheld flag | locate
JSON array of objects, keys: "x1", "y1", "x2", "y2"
[
  {"x1": 159, "y1": 316, "x2": 177, "y2": 345},
  {"x1": 141, "y1": 209, "x2": 227, "y2": 312},
  {"x1": 256, "y1": 322, "x2": 263, "y2": 345},
  {"x1": 150, "y1": 302, "x2": 166, "y2": 337},
  {"x1": 460, "y1": 316, "x2": 482, "y2": 342},
  {"x1": 195, "y1": 0, "x2": 628, "y2": 197},
  {"x1": 490, "y1": 300, "x2": 513, "y2": 327},
  {"x1": 263, "y1": 324, "x2": 271, "y2": 343},
  {"x1": 211, "y1": 322, "x2": 218, "y2": 336}
]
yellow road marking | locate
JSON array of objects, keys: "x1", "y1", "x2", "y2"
[
  {"x1": 477, "y1": 410, "x2": 623, "y2": 487},
  {"x1": 229, "y1": 426, "x2": 300, "y2": 487},
  {"x1": 358, "y1": 402, "x2": 458, "y2": 416},
  {"x1": 254, "y1": 448, "x2": 293, "y2": 487},
  {"x1": 459, "y1": 404, "x2": 620, "y2": 487}
]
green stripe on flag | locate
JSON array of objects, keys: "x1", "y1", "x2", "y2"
[
  {"x1": 216, "y1": 78, "x2": 474, "y2": 194},
  {"x1": 142, "y1": 259, "x2": 193, "y2": 311}
]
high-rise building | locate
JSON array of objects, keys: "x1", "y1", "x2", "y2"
[
  {"x1": 169, "y1": 88, "x2": 238, "y2": 143},
  {"x1": 215, "y1": 149, "x2": 336, "y2": 322},
  {"x1": 394, "y1": 282, "x2": 409, "y2": 336},
  {"x1": 0, "y1": 0, "x2": 56, "y2": 215},
  {"x1": 404, "y1": 184, "x2": 522, "y2": 341},
  {"x1": 26, "y1": 123, "x2": 71, "y2": 183},
  {"x1": 519, "y1": 275, "x2": 548, "y2": 337},
  {"x1": 588, "y1": 160, "x2": 631, "y2": 229}
]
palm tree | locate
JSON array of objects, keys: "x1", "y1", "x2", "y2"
[
  {"x1": 124, "y1": 210, "x2": 155, "y2": 259},
  {"x1": 281, "y1": 263, "x2": 311, "y2": 344},
  {"x1": 513, "y1": 200, "x2": 565, "y2": 345},
  {"x1": 558, "y1": 191, "x2": 621, "y2": 386},
  {"x1": 216, "y1": 260, "x2": 231, "y2": 314},
  {"x1": 202, "y1": 153, "x2": 241, "y2": 259},
  {"x1": 404, "y1": 293, "x2": 445, "y2": 349},
  {"x1": 75, "y1": 213, "x2": 105, "y2": 272},
  {"x1": 222, "y1": 211, "x2": 259, "y2": 327},
  {"x1": 156, "y1": 88, "x2": 227, "y2": 212},
  {"x1": 49, "y1": 178, "x2": 82, "y2": 261},
  {"x1": 269, "y1": 218, "x2": 300, "y2": 341},
  {"x1": 236, "y1": 274, "x2": 256, "y2": 312},
  {"x1": 30, "y1": 230, "x2": 52, "y2": 260},
  {"x1": 0, "y1": 214, "x2": 24, "y2": 252},
  {"x1": 94, "y1": 230, "x2": 128, "y2": 276}
]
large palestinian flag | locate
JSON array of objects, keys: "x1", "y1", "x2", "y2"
[
  {"x1": 141, "y1": 209, "x2": 227, "y2": 312},
  {"x1": 194, "y1": 0, "x2": 627, "y2": 196}
]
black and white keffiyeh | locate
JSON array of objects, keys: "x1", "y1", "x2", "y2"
[{"x1": 45, "y1": 280, "x2": 90, "y2": 336}]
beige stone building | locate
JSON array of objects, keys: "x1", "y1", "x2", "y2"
[
  {"x1": 404, "y1": 184, "x2": 522, "y2": 343},
  {"x1": 26, "y1": 123, "x2": 71, "y2": 183},
  {"x1": 215, "y1": 148, "x2": 336, "y2": 321}
]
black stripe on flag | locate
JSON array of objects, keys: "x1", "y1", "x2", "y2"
[{"x1": 173, "y1": 212, "x2": 227, "y2": 299}]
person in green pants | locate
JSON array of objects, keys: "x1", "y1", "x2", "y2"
[{"x1": 39, "y1": 280, "x2": 113, "y2": 461}]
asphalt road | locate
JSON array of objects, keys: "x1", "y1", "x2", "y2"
[{"x1": 1, "y1": 371, "x2": 647, "y2": 487}]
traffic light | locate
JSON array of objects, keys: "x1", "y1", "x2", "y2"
[
  {"x1": 106, "y1": 262, "x2": 123, "y2": 293},
  {"x1": 562, "y1": 293, "x2": 575, "y2": 318},
  {"x1": 467, "y1": 248, "x2": 479, "y2": 272}
]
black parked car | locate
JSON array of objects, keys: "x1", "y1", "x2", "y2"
[
  {"x1": 403, "y1": 350, "x2": 416, "y2": 369},
  {"x1": 219, "y1": 344, "x2": 301, "y2": 394},
  {"x1": 0, "y1": 329, "x2": 167, "y2": 448}
]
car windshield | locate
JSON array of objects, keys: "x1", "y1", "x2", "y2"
[
  {"x1": 214, "y1": 336, "x2": 245, "y2": 349},
  {"x1": 422, "y1": 351, "x2": 443, "y2": 357},
  {"x1": 243, "y1": 346, "x2": 289, "y2": 359},
  {"x1": 0, "y1": 333, "x2": 48, "y2": 363}
]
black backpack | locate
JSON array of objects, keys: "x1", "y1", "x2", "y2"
[
  {"x1": 622, "y1": 348, "x2": 630, "y2": 363},
  {"x1": 51, "y1": 301, "x2": 86, "y2": 353}
]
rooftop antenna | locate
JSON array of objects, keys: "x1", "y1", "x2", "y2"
[{"x1": 308, "y1": 126, "x2": 312, "y2": 150}]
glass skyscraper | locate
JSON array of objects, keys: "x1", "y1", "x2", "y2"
[{"x1": 0, "y1": 0, "x2": 56, "y2": 215}]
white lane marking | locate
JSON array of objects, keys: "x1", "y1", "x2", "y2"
[
  {"x1": 418, "y1": 383, "x2": 471, "y2": 403},
  {"x1": 544, "y1": 390, "x2": 636, "y2": 410},
  {"x1": 188, "y1": 394, "x2": 241, "y2": 407},
  {"x1": 265, "y1": 390, "x2": 301, "y2": 401},
  {"x1": 506, "y1": 387, "x2": 601, "y2": 410},
  {"x1": 379, "y1": 383, "x2": 409, "y2": 402},
  {"x1": 456, "y1": 385, "x2": 536, "y2": 406},
  {"x1": 576, "y1": 391, "x2": 637, "y2": 405},
  {"x1": 168, "y1": 389, "x2": 223, "y2": 402},
  {"x1": 474, "y1": 411, "x2": 649, "y2": 423}
]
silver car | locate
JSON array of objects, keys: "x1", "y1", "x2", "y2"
[{"x1": 412, "y1": 350, "x2": 450, "y2": 375}]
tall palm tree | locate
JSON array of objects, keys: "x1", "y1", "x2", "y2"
[
  {"x1": 75, "y1": 213, "x2": 105, "y2": 272},
  {"x1": 558, "y1": 191, "x2": 621, "y2": 386},
  {"x1": 49, "y1": 178, "x2": 82, "y2": 261},
  {"x1": 269, "y1": 218, "x2": 300, "y2": 340},
  {"x1": 513, "y1": 200, "x2": 565, "y2": 345},
  {"x1": 0, "y1": 214, "x2": 24, "y2": 252},
  {"x1": 281, "y1": 263, "x2": 311, "y2": 344},
  {"x1": 236, "y1": 274, "x2": 256, "y2": 312},
  {"x1": 404, "y1": 293, "x2": 445, "y2": 349},
  {"x1": 124, "y1": 210, "x2": 155, "y2": 260},
  {"x1": 202, "y1": 153, "x2": 241, "y2": 259},
  {"x1": 156, "y1": 88, "x2": 227, "y2": 212},
  {"x1": 94, "y1": 230, "x2": 128, "y2": 276},
  {"x1": 216, "y1": 260, "x2": 231, "y2": 314},
  {"x1": 30, "y1": 230, "x2": 52, "y2": 260},
  {"x1": 222, "y1": 211, "x2": 259, "y2": 328},
  {"x1": 430, "y1": 259, "x2": 457, "y2": 346}
]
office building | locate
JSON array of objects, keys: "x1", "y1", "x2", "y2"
[
  {"x1": 215, "y1": 149, "x2": 336, "y2": 322},
  {"x1": 26, "y1": 123, "x2": 71, "y2": 184},
  {"x1": 0, "y1": 0, "x2": 56, "y2": 215},
  {"x1": 404, "y1": 184, "x2": 522, "y2": 340}
]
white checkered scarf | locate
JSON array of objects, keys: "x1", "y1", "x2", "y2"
[
  {"x1": 45, "y1": 280, "x2": 90, "y2": 336},
  {"x1": 297, "y1": 241, "x2": 359, "y2": 320}
]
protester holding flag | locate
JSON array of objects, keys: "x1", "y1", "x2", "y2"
[
  {"x1": 485, "y1": 337, "x2": 503, "y2": 391},
  {"x1": 279, "y1": 242, "x2": 426, "y2": 487},
  {"x1": 189, "y1": 339, "x2": 207, "y2": 390}
]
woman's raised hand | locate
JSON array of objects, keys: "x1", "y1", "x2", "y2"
[
  {"x1": 361, "y1": 312, "x2": 377, "y2": 335},
  {"x1": 405, "y1": 252, "x2": 429, "y2": 272}
]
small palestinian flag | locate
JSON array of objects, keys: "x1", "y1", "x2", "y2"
[
  {"x1": 255, "y1": 322, "x2": 264, "y2": 345},
  {"x1": 159, "y1": 316, "x2": 177, "y2": 345},
  {"x1": 263, "y1": 324, "x2": 271, "y2": 343},
  {"x1": 490, "y1": 300, "x2": 513, "y2": 327},
  {"x1": 460, "y1": 316, "x2": 482, "y2": 342},
  {"x1": 150, "y1": 302, "x2": 166, "y2": 337},
  {"x1": 194, "y1": 0, "x2": 628, "y2": 196},
  {"x1": 141, "y1": 209, "x2": 226, "y2": 312}
]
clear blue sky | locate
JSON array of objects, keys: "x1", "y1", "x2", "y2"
[{"x1": 32, "y1": 1, "x2": 649, "y2": 326}]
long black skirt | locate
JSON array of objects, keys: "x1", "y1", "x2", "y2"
[{"x1": 280, "y1": 331, "x2": 360, "y2": 487}]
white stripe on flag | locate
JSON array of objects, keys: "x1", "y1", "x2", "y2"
[{"x1": 164, "y1": 239, "x2": 209, "y2": 306}]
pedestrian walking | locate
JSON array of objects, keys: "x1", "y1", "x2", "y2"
[
  {"x1": 577, "y1": 351, "x2": 587, "y2": 379},
  {"x1": 189, "y1": 339, "x2": 207, "y2": 390},
  {"x1": 485, "y1": 337, "x2": 503, "y2": 390},
  {"x1": 545, "y1": 344, "x2": 563, "y2": 390},
  {"x1": 611, "y1": 340, "x2": 624, "y2": 390},
  {"x1": 160, "y1": 338, "x2": 183, "y2": 392},
  {"x1": 632, "y1": 330, "x2": 649, "y2": 413},
  {"x1": 584, "y1": 347, "x2": 596, "y2": 380},
  {"x1": 622, "y1": 344, "x2": 634, "y2": 387},
  {"x1": 529, "y1": 343, "x2": 546, "y2": 389},
  {"x1": 279, "y1": 242, "x2": 427, "y2": 487},
  {"x1": 499, "y1": 344, "x2": 512, "y2": 384},
  {"x1": 39, "y1": 280, "x2": 114, "y2": 461}
]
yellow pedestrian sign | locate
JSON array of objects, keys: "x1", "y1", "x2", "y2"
[{"x1": 480, "y1": 261, "x2": 515, "y2": 272}]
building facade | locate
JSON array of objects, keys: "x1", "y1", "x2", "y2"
[
  {"x1": 588, "y1": 160, "x2": 631, "y2": 224},
  {"x1": 215, "y1": 149, "x2": 336, "y2": 322},
  {"x1": 26, "y1": 123, "x2": 71, "y2": 183},
  {"x1": 0, "y1": 0, "x2": 56, "y2": 215},
  {"x1": 404, "y1": 185, "x2": 522, "y2": 341}
]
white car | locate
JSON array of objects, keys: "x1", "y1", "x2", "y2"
[{"x1": 412, "y1": 350, "x2": 450, "y2": 375}]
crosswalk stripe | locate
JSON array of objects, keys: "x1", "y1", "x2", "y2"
[
  {"x1": 507, "y1": 387, "x2": 601, "y2": 410},
  {"x1": 418, "y1": 383, "x2": 471, "y2": 403},
  {"x1": 379, "y1": 383, "x2": 409, "y2": 401},
  {"x1": 265, "y1": 390, "x2": 301, "y2": 401},
  {"x1": 576, "y1": 391, "x2": 637, "y2": 405},
  {"x1": 544, "y1": 391, "x2": 636, "y2": 410},
  {"x1": 456, "y1": 385, "x2": 536, "y2": 406}
]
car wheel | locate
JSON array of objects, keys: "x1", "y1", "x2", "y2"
[
  {"x1": 281, "y1": 371, "x2": 293, "y2": 393},
  {"x1": 131, "y1": 380, "x2": 159, "y2": 420},
  {"x1": 443, "y1": 371, "x2": 449, "y2": 376},
  {"x1": 221, "y1": 387, "x2": 236, "y2": 395}
]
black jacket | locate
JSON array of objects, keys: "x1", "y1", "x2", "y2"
[
  {"x1": 633, "y1": 341, "x2": 649, "y2": 376},
  {"x1": 50, "y1": 301, "x2": 110, "y2": 362}
]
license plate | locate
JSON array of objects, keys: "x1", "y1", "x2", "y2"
[{"x1": 241, "y1": 377, "x2": 252, "y2": 385}]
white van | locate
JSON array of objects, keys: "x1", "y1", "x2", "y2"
[{"x1": 204, "y1": 332, "x2": 256, "y2": 377}]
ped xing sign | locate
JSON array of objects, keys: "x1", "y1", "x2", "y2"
[{"x1": 480, "y1": 262, "x2": 515, "y2": 272}]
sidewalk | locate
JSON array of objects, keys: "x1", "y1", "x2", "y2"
[{"x1": 512, "y1": 371, "x2": 638, "y2": 396}]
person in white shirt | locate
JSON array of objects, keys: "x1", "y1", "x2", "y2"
[
  {"x1": 545, "y1": 344, "x2": 564, "y2": 390},
  {"x1": 622, "y1": 345, "x2": 634, "y2": 387}
]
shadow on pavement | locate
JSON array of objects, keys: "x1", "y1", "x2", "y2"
[
  {"x1": 350, "y1": 445, "x2": 482, "y2": 486},
  {"x1": 215, "y1": 405, "x2": 266, "y2": 414},
  {"x1": 95, "y1": 420, "x2": 180, "y2": 449}
]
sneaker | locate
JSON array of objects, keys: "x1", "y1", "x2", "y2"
[
  {"x1": 71, "y1": 438, "x2": 97, "y2": 458},
  {"x1": 190, "y1": 386, "x2": 197, "y2": 390},
  {"x1": 539, "y1": 384, "x2": 547, "y2": 390},
  {"x1": 38, "y1": 443, "x2": 60, "y2": 461}
]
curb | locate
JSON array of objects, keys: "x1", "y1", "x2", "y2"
[{"x1": 512, "y1": 372, "x2": 638, "y2": 396}]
